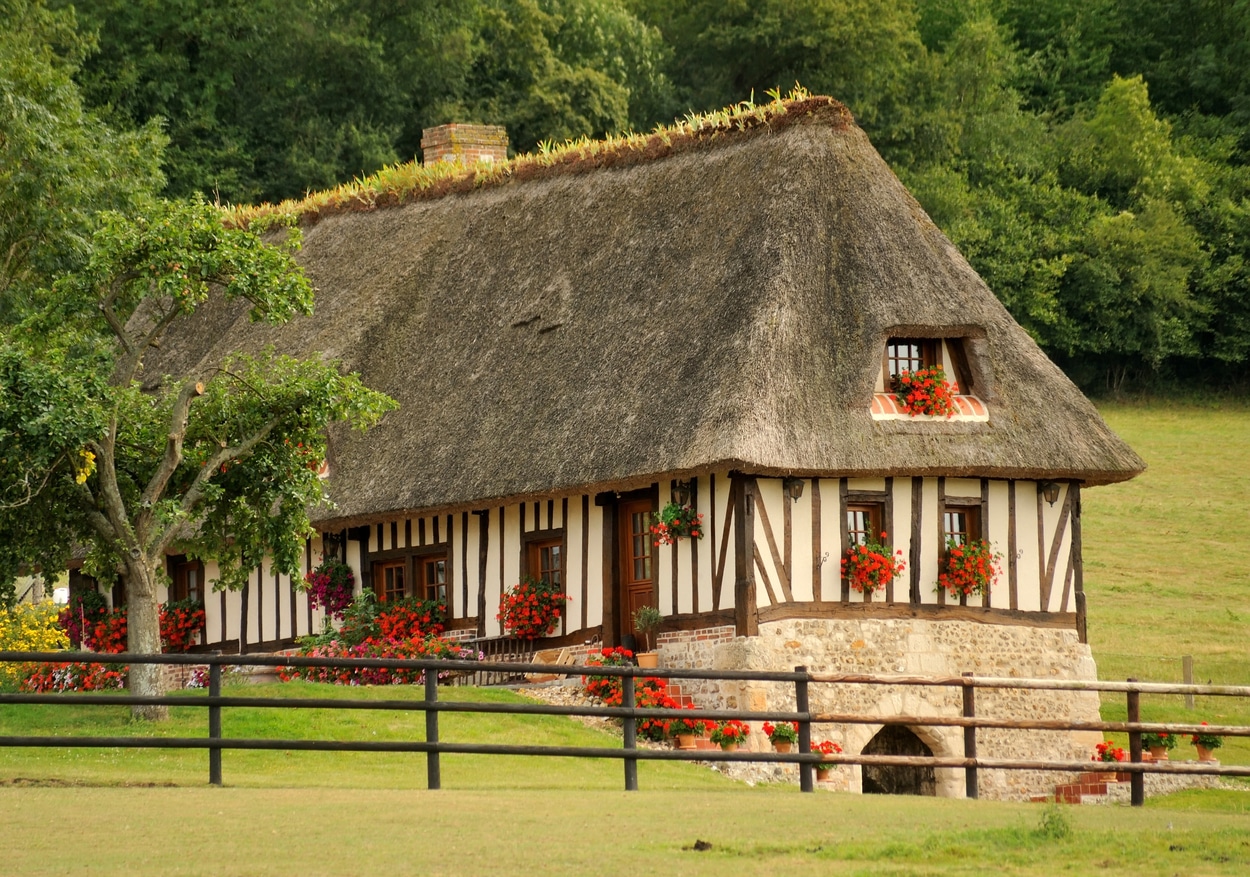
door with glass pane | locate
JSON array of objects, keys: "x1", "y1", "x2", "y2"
[{"x1": 618, "y1": 498, "x2": 656, "y2": 635}]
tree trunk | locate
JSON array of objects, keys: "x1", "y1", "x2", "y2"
[{"x1": 125, "y1": 557, "x2": 168, "y2": 721}]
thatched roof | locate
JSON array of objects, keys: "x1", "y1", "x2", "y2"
[{"x1": 151, "y1": 96, "x2": 1144, "y2": 528}]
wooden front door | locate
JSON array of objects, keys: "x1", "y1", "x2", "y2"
[{"x1": 618, "y1": 498, "x2": 656, "y2": 636}]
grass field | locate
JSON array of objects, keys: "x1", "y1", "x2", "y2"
[
  {"x1": 1, "y1": 400, "x2": 1248, "y2": 875},
  {"x1": 1082, "y1": 400, "x2": 1250, "y2": 766}
]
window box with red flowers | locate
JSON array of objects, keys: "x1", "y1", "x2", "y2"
[
  {"x1": 497, "y1": 576, "x2": 571, "y2": 639},
  {"x1": 937, "y1": 538, "x2": 1000, "y2": 598},
  {"x1": 841, "y1": 532, "x2": 906, "y2": 595},
  {"x1": 650, "y1": 502, "x2": 704, "y2": 547},
  {"x1": 892, "y1": 365, "x2": 958, "y2": 418}
]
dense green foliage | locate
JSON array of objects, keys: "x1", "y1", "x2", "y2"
[{"x1": 40, "y1": 0, "x2": 1247, "y2": 390}]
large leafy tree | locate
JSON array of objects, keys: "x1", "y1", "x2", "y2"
[
  {"x1": 0, "y1": 0, "x2": 163, "y2": 322},
  {"x1": 0, "y1": 199, "x2": 395, "y2": 717}
]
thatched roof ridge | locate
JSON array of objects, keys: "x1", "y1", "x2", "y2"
[
  {"x1": 227, "y1": 92, "x2": 852, "y2": 231},
  {"x1": 158, "y1": 96, "x2": 1143, "y2": 528}
]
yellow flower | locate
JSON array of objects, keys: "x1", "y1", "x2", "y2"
[{"x1": 74, "y1": 449, "x2": 96, "y2": 485}]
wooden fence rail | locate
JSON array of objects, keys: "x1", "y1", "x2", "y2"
[{"x1": 1, "y1": 650, "x2": 1247, "y2": 803}]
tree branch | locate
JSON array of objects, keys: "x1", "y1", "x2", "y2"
[
  {"x1": 135, "y1": 379, "x2": 205, "y2": 537},
  {"x1": 88, "y1": 436, "x2": 140, "y2": 557},
  {"x1": 146, "y1": 415, "x2": 284, "y2": 556}
]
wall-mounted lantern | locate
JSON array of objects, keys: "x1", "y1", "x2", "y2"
[
  {"x1": 1040, "y1": 481, "x2": 1061, "y2": 506},
  {"x1": 671, "y1": 481, "x2": 691, "y2": 506},
  {"x1": 783, "y1": 477, "x2": 805, "y2": 502}
]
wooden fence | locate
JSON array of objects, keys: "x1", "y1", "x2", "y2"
[{"x1": 1, "y1": 650, "x2": 1248, "y2": 803}]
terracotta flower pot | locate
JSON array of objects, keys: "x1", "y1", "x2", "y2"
[
  {"x1": 720, "y1": 741, "x2": 738, "y2": 752},
  {"x1": 1196, "y1": 744, "x2": 1218, "y2": 762},
  {"x1": 636, "y1": 652, "x2": 659, "y2": 669},
  {"x1": 676, "y1": 733, "x2": 696, "y2": 750},
  {"x1": 773, "y1": 741, "x2": 793, "y2": 754},
  {"x1": 816, "y1": 765, "x2": 833, "y2": 781},
  {"x1": 1149, "y1": 745, "x2": 1168, "y2": 760}
]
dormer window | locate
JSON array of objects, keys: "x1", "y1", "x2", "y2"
[{"x1": 872, "y1": 335, "x2": 988, "y2": 422}]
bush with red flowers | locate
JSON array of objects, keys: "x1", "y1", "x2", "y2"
[
  {"x1": 377, "y1": 597, "x2": 446, "y2": 640},
  {"x1": 937, "y1": 538, "x2": 1000, "y2": 598},
  {"x1": 57, "y1": 590, "x2": 108, "y2": 648},
  {"x1": 893, "y1": 365, "x2": 958, "y2": 417},
  {"x1": 581, "y1": 646, "x2": 634, "y2": 704},
  {"x1": 301, "y1": 558, "x2": 356, "y2": 620},
  {"x1": 88, "y1": 608, "x2": 128, "y2": 653},
  {"x1": 636, "y1": 678, "x2": 679, "y2": 741},
  {"x1": 276, "y1": 634, "x2": 482, "y2": 686},
  {"x1": 160, "y1": 598, "x2": 206, "y2": 652},
  {"x1": 841, "y1": 532, "x2": 906, "y2": 594},
  {"x1": 497, "y1": 576, "x2": 570, "y2": 639},
  {"x1": 650, "y1": 502, "x2": 704, "y2": 547}
]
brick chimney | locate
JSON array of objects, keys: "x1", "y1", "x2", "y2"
[{"x1": 420, "y1": 123, "x2": 509, "y2": 166}]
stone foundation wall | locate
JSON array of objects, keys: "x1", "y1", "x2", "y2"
[{"x1": 657, "y1": 617, "x2": 1103, "y2": 801}]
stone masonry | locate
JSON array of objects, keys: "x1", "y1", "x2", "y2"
[{"x1": 657, "y1": 618, "x2": 1104, "y2": 801}]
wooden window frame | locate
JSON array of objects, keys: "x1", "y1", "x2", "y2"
[
  {"x1": 941, "y1": 501, "x2": 982, "y2": 550},
  {"x1": 883, "y1": 338, "x2": 937, "y2": 386},
  {"x1": 846, "y1": 502, "x2": 885, "y2": 547},
  {"x1": 522, "y1": 527, "x2": 566, "y2": 588},
  {"x1": 166, "y1": 555, "x2": 206, "y2": 603},
  {"x1": 416, "y1": 552, "x2": 449, "y2": 604},
  {"x1": 373, "y1": 558, "x2": 409, "y2": 603}
]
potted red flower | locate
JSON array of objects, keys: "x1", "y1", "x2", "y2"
[
  {"x1": 710, "y1": 719, "x2": 751, "y2": 751},
  {"x1": 670, "y1": 705, "x2": 713, "y2": 750},
  {"x1": 1191, "y1": 723, "x2": 1223, "y2": 762},
  {"x1": 813, "y1": 740, "x2": 843, "y2": 781},
  {"x1": 650, "y1": 502, "x2": 704, "y2": 547},
  {"x1": 841, "y1": 532, "x2": 906, "y2": 594},
  {"x1": 763, "y1": 720, "x2": 799, "y2": 753}
]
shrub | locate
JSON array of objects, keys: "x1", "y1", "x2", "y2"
[
  {"x1": 377, "y1": 597, "x2": 446, "y2": 640},
  {"x1": 160, "y1": 599, "x2": 206, "y2": 652},
  {"x1": 581, "y1": 646, "x2": 634, "y2": 704},
  {"x1": 278, "y1": 634, "x2": 482, "y2": 686},
  {"x1": 0, "y1": 601, "x2": 69, "y2": 689},
  {"x1": 56, "y1": 590, "x2": 107, "y2": 648}
]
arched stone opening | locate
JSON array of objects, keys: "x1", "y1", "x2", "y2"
[{"x1": 861, "y1": 725, "x2": 936, "y2": 796}]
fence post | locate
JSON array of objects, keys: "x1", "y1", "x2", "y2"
[
  {"x1": 796, "y1": 666, "x2": 813, "y2": 793},
  {"x1": 425, "y1": 666, "x2": 441, "y2": 790},
  {"x1": 208, "y1": 660, "x2": 222, "y2": 786},
  {"x1": 1182, "y1": 655, "x2": 1195, "y2": 709},
  {"x1": 962, "y1": 671, "x2": 977, "y2": 799},
  {"x1": 1127, "y1": 677, "x2": 1143, "y2": 806},
  {"x1": 623, "y1": 673, "x2": 638, "y2": 791}
]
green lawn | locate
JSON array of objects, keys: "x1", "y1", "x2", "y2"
[
  {"x1": 2, "y1": 786, "x2": 1247, "y2": 876},
  {"x1": 1082, "y1": 400, "x2": 1250, "y2": 766}
]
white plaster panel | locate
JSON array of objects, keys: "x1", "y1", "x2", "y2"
[
  {"x1": 694, "y1": 474, "x2": 717, "y2": 614},
  {"x1": 945, "y1": 478, "x2": 981, "y2": 498},
  {"x1": 657, "y1": 538, "x2": 674, "y2": 616},
  {"x1": 986, "y1": 480, "x2": 1011, "y2": 609},
  {"x1": 847, "y1": 477, "x2": 886, "y2": 493},
  {"x1": 889, "y1": 477, "x2": 912, "y2": 602},
  {"x1": 790, "y1": 481, "x2": 814, "y2": 602},
  {"x1": 712, "y1": 472, "x2": 735, "y2": 611},
  {"x1": 919, "y1": 477, "x2": 940, "y2": 604},
  {"x1": 1016, "y1": 482, "x2": 1041, "y2": 612},
  {"x1": 584, "y1": 502, "x2": 604, "y2": 628},
  {"x1": 752, "y1": 478, "x2": 786, "y2": 608}
]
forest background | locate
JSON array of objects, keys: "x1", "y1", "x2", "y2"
[{"x1": 6, "y1": 0, "x2": 1250, "y2": 393}]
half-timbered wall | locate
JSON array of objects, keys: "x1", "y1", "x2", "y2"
[{"x1": 184, "y1": 473, "x2": 1082, "y2": 652}]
